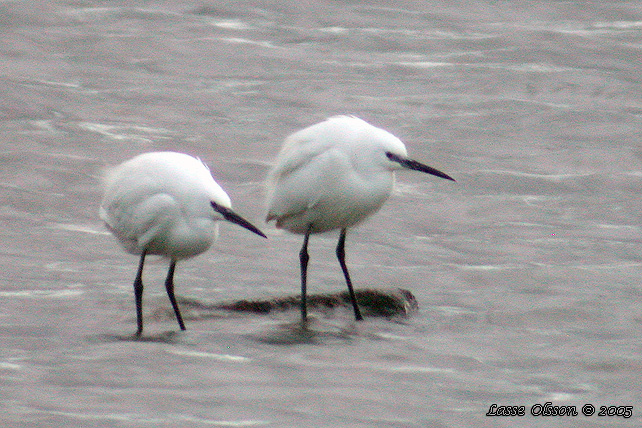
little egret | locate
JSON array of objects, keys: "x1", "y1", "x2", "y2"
[
  {"x1": 266, "y1": 116, "x2": 454, "y2": 322},
  {"x1": 100, "y1": 151, "x2": 266, "y2": 336}
]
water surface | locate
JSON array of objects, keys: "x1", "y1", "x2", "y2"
[{"x1": 1, "y1": 1, "x2": 641, "y2": 426}]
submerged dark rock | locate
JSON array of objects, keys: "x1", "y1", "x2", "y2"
[{"x1": 172, "y1": 288, "x2": 418, "y2": 319}]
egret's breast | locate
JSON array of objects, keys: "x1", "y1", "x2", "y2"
[
  {"x1": 315, "y1": 169, "x2": 393, "y2": 231},
  {"x1": 275, "y1": 169, "x2": 394, "y2": 234},
  {"x1": 146, "y1": 217, "x2": 216, "y2": 260}
]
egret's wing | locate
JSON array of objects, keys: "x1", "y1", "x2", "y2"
[
  {"x1": 268, "y1": 135, "x2": 332, "y2": 179},
  {"x1": 100, "y1": 172, "x2": 180, "y2": 254},
  {"x1": 267, "y1": 116, "x2": 364, "y2": 184},
  {"x1": 266, "y1": 146, "x2": 347, "y2": 224},
  {"x1": 266, "y1": 117, "x2": 364, "y2": 224}
]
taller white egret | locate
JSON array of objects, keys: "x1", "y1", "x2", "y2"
[
  {"x1": 266, "y1": 116, "x2": 454, "y2": 322},
  {"x1": 100, "y1": 151, "x2": 266, "y2": 336}
]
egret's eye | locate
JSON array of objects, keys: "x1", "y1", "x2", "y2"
[{"x1": 385, "y1": 151, "x2": 403, "y2": 164}]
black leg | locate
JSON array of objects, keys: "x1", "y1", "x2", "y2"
[
  {"x1": 134, "y1": 251, "x2": 146, "y2": 336},
  {"x1": 165, "y1": 260, "x2": 186, "y2": 331},
  {"x1": 336, "y1": 229, "x2": 363, "y2": 321},
  {"x1": 299, "y1": 226, "x2": 312, "y2": 323}
]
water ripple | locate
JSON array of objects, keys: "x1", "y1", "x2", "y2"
[
  {"x1": 0, "y1": 289, "x2": 84, "y2": 298},
  {"x1": 165, "y1": 348, "x2": 251, "y2": 363}
]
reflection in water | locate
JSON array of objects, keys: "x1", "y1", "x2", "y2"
[
  {"x1": 250, "y1": 319, "x2": 361, "y2": 346},
  {"x1": 91, "y1": 330, "x2": 184, "y2": 344}
]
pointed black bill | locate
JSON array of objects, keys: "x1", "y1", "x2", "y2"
[
  {"x1": 386, "y1": 152, "x2": 455, "y2": 182},
  {"x1": 211, "y1": 201, "x2": 267, "y2": 238}
]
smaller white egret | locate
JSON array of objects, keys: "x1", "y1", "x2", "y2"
[
  {"x1": 100, "y1": 151, "x2": 266, "y2": 336},
  {"x1": 266, "y1": 116, "x2": 455, "y2": 322}
]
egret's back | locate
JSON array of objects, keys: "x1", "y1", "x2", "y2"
[{"x1": 100, "y1": 152, "x2": 230, "y2": 257}]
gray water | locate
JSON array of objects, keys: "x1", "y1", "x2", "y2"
[{"x1": 1, "y1": 1, "x2": 642, "y2": 427}]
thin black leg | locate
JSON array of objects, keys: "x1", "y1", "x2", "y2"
[
  {"x1": 165, "y1": 260, "x2": 186, "y2": 331},
  {"x1": 299, "y1": 226, "x2": 312, "y2": 323},
  {"x1": 336, "y1": 229, "x2": 363, "y2": 321},
  {"x1": 134, "y1": 251, "x2": 146, "y2": 336}
]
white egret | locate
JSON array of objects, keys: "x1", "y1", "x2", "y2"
[
  {"x1": 100, "y1": 151, "x2": 266, "y2": 336},
  {"x1": 266, "y1": 116, "x2": 454, "y2": 322}
]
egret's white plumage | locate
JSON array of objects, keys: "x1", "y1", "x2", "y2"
[
  {"x1": 266, "y1": 116, "x2": 454, "y2": 322},
  {"x1": 101, "y1": 151, "x2": 266, "y2": 336},
  {"x1": 266, "y1": 116, "x2": 407, "y2": 234}
]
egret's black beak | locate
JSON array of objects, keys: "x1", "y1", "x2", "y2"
[
  {"x1": 386, "y1": 152, "x2": 455, "y2": 182},
  {"x1": 211, "y1": 201, "x2": 267, "y2": 238}
]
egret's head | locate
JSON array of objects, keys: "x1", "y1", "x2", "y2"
[{"x1": 368, "y1": 122, "x2": 455, "y2": 182}]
